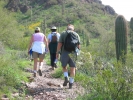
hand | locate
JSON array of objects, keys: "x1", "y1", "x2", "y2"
[
  {"x1": 45, "y1": 48, "x2": 49, "y2": 53},
  {"x1": 56, "y1": 53, "x2": 59, "y2": 59}
]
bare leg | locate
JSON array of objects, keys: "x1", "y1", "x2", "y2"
[
  {"x1": 63, "y1": 66, "x2": 67, "y2": 72},
  {"x1": 70, "y1": 67, "x2": 75, "y2": 77},
  {"x1": 39, "y1": 58, "x2": 44, "y2": 69},
  {"x1": 34, "y1": 58, "x2": 38, "y2": 71},
  {"x1": 69, "y1": 67, "x2": 75, "y2": 89},
  {"x1": 63, "y1": 66, "x2": 69, "y2": 86},
  {"x1": 38, "y1": 58, "x2": 43, "y2": 76},
  {"x1": 33, "y1": 58, "x2": 38, "y2": 77}
]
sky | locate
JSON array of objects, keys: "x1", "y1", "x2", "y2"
[{"x1": 101, "y1": 0, "x2": 133, "y2": 21}]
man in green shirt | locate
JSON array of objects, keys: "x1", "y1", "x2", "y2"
[{"x1": 56, "y1": 24, "x2": 80, "y2": 89}]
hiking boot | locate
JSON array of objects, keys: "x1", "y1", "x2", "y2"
[
  {"x1": 54, "y1": 63, "x2": 58, "y2": 68},
  {"x1": 52, "y1": 67, "x2": 55, "y2": 70},
  {"x1": 33, "y1": 72, "x2": 36, "y2": 77},
  {"x1": 69, "y1": 83, "x2": 73, "y2": 89},
  {"x1": 63, "y1": 77, "x2": 69, "y2": 86},
  {"x1": 49, "y1": 67, "x2": 55, "y2": 70},
  {"x1": 30, "y1": 59, "x2": 33, "y2": 62},
  {"x1": 38, "y1": 69, "x2": 42, "y2": 76}
]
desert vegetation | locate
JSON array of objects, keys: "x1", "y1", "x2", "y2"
[{"x1": 1, "y1": 0, "x2": 133, "y2": 99}]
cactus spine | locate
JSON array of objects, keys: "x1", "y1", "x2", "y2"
[
  {"x1": 130, "y1": 17, "x2": 133, "y2": 52},
  {"x1": 115, "y1": 15, "x2": 127, "y2": 63}
]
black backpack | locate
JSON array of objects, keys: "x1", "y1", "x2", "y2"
[
  {"x1": 51, "y1": 33, "x2": 57, "y2": 43},
  {"x1": 64, "y1": 31, "x2": 79, "y2": 52}
]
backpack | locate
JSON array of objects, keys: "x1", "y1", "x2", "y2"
[
  {"x1": 51, "y1": 33, "x2": 57, "y2": 43},
  {"x1": 64, "y1": 31, "x2": 79, "y2": 52}
]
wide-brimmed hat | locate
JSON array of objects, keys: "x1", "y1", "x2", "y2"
[
  {"x1": 51, "y1": 26, "x2": 57, "y2": 29},
  {"x1": 35, "y1": 27, "x2": 40, "y2": 31}
]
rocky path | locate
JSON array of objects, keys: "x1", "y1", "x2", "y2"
[{"x1": 21, "y1": 61, "x2": 85, "y2": 100}]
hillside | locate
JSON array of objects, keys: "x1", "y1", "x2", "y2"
[
  {"x1": 6, "y1": 0, "x2": 117, "y2": 38},
  {"x1": 1, "y1": 0, "x2": 133, "y2": 100}
]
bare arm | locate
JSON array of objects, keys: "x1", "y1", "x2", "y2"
[
  {"x1": 56, "y1": 42, "x2": 62, "y2": 53},
  {"x1": 44, "y1": 35, "x2": 48, "y2": 49},
  {"x1": 56, "y1": 42, "x2": 62, "y2": 59},
  {"x1": 48, "y1": 38, "x2": 50, "y2": 46}
]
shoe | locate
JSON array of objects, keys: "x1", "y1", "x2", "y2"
[
  {"x1": 63, "y1": 77, "x2": 69, "y2": 86},
  {"x1": 38, "y1": 69, "x2": 42, "y2": 76},
  {"x1": 69, "y1": 83, "x2": 73, "y2": 89},
  {"x1": 33, "y1": 72, "x2": 36, "y2": 77},
  {"x1": 49, "y1": 67, "x2": 55, "y2": 70},
  {"x1": 51, "y1": 66, "x2": 55, "y2": 70},
  {"x1": 52, "y1": 67, "x2": 55, "y2": 70},
  {"x1": 54, "y1": 63, "x2": 57, "y2": 68}
]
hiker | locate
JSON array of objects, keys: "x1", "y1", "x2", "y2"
[
  {"x1": 56, "y1": 24, "x2": 80, "y2": 89},
  {"x1": 47, "y1": 26, "x2": 60, "y2": 70},
  {"x1": 28, "y1": 27, "x2": 48, "y2": 77}
]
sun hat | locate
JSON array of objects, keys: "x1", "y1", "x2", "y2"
[
  {"x1": 35, "y1": 27, "x2": 40, "y2": 31},
  {"x1": 51, "y1": 26, "x2": 57, "y2": 29}
]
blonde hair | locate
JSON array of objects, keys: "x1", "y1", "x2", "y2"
[{"x1": 67, "y1": 24, "x2": 74, "y2": 30}]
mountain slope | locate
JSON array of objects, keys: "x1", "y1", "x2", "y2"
[{"x1": 5, "y1": 0, "x2": 117, "y2": 38}]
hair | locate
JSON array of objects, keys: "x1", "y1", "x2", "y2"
[
  {"x1": 35, "y1": 30, "x2": 39, "y2": 33},
  {"x1": 67, "y1": 24, "x2": 74, "y2": 30},
  {"x1": 51, "y1": 29, "x2": 57, "y2": 32}
]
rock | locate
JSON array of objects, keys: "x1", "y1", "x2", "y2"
[
  {"x1": 104, "y1": 5, "x2": 116, "y2": 15},
  {"x1": 1, "y1": 98, "x2": 9, "y2": 100},
  {"x1": 11, "y1": 93, "x2": 19, "y2": 97},
  {"x1": 47, "y1": 82, "x2": 59, "y2": 87},
  {"x1": 1, "y1": 94, "x2": 9, "y2": 100}
]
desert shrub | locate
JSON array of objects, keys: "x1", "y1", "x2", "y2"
[
  {"x1": 66, "y1": 2, "x2": 74, "y2": 7},
  {"x1": 98, "y1": 32, "x2": 115, "y2": 59},
  {"x1": 77, "y1": 52, "x2": 133, "y2": 100},
  {"x1": 16, "y1": 37, "x2": 30, "y2": 50},
  {"x1": 45, "y1": 0, "x2": 58, "y2": 8},
  {"x1": 0, "y1": 3, "x2": 24, "y2": 49},
  {"x1": 0, "y1": 54, "x2": 28, "y2": 95},
  {"x1": 0, "y1": 41, "x2": 5, "y2": 54},
  {"x1": 23, "y1": 30, "x2": 33, "y2": 37}
]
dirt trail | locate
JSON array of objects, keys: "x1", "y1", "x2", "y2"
[{"x1": 22, "y1": 61, "x2": 85, "y2": 100}]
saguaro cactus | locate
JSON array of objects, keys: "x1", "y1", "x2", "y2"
[
  {"x1": 82, "y1": 30, "x2": 85, "y2": 45},
  {"x1": 130, "y1": 17, "x2": 133, "y2": 52},
  {"x1": 61, "y1": 0, "x2": 65, "y2": 17},
  {"x1": 41, "y1": 16, "x2": 47, "y2": 34},
  {"x1": 115, "y1": 15, "x2": 128, "y2": 63}
]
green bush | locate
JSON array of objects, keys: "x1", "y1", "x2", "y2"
[
  {"x1": 77, "y1": 55, "x2": 133, "y2": 100},
  {"x1": 0, "y1": 51, "x2": 28, "y2": 95}
]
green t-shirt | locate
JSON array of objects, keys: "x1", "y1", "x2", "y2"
[{"x1": 59, "y1": 30, "x2": 80, "y2": 52}]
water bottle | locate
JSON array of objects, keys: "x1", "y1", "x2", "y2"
[
  {"x1": 75, "y1": 47, "x2": 80, "y2": 55},
  {"x1": 45, "y1": 48, "x2": 48, "y2": 54},
  {"x1": 29, "y1": 49, "x2": 33, "y2": 60}
]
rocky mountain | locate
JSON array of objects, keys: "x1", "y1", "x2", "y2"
[
  {"x1": 4, "y1": 0, "x2": 117, "y2": 39},
  {"x1": 6, "y1": 0, "x2": 115, "y2": 15}
]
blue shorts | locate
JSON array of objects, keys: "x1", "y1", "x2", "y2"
[{"x1": 60, "y1": 51, "x2": 76, "y2": 67}]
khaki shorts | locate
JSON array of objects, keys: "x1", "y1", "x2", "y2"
[
  {"x1": 60, "y1": 51, "x2": 76, "y2": 67},
  {"x1": 32, "y1": 51, "x2": 45, "y2": 59}
]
